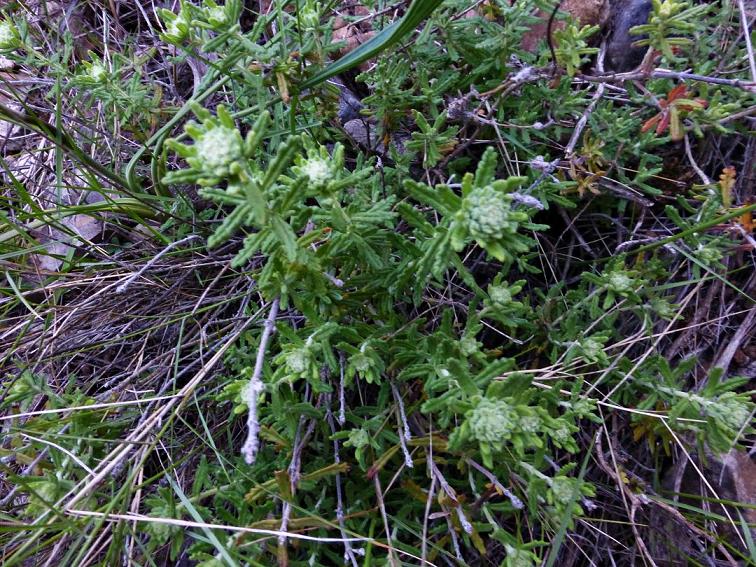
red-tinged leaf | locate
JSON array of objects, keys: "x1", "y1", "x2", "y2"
[
  {"x1": 641, "y1": 114, "x2": 661, "y2": 133},
  {"x1": 667, "y1": 84, "x2": 689, "y2": 102},
  {"x1": 657, "y1": 112, "x2": 671, "y2": 136}
]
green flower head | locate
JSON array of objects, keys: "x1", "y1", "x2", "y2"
[
  {"x1": 708, "y1": 395, "x2": 751, "y2": 432},
  {"x1": 285, "y1": 347, "x2": 312, "y2": 375},
  {"x1": 518, "y1": 414, "x2": 541, "y2": 434},
  {"x1": 695, "y1": 243, "x2": 723, "y2": 264},
  {"x1": 0, "y1": 17, "x2": 20, "y2": 50},
  {"x1": 196, "y1": 0, "x2": 239, "y2": 30},
  {"x1": 581, "y1": 338, "x2": 602, "y2": 360},
  {"x1": 484, "y1": 279, "x2": 526, "y2": 317},
  {"x1": 207, "y1": 6, "x2": 227, "y2": 25},
  {"x1": 468, "y1": 398, "x2": 515, "y2": 444},
  {"x1": 301, "y1": 156, "x2": 331, "y2": 186},
  {"x1": 575, "y1": 335, "x2": 610, "y2": 365},
  {"x1": 291, "y1": 141, "x2": 352, "y2": 196},
  {"x1": 345, "y1": 427, "x2": 371, "y2": 449},
  {"x1": 459, "y1": 336, "x2": 480, "y2": 356},
  {"x1": 89, "y1": 62, "x2": 108, "y2": 83},
  {"x1": 568, "y1": 397, "x2": 597, "y2": 419},
  {"x1": 159, "y1": 3, "x2": 193, "y2": 45},
  {"x1": 299, "y1": 0, "x2": 322, "y2": 30},
  {"x1": 345, "y1": 342, "x2": 384, "y2": 384},
  {"x1": 550, "y1": 476, "x2": 579, "y2": 506},
  {"x1": 551, "y1": 424, "x2": 571, "y2": 444},
  {"x1": 504, "y1": 545, "x2": 538, "y2": 567},
  {"x1": 189, "y1": 125, "x2": 244, "y2": 179},
  {"x1": 489, "y1": 284, "x2": 512, "y2": 305},
  {"x1": 605, "y1": 270, "x2": 635, "y2": 293},
  {"x1": 449, "y1": 168, "x2": 532, "y2": 261},
  {"x1": 164, "y1": 105, "x2": 248, "y2": 186},
  {"x1": 464, "y1": 185, "x2": 517, "y2": 241},
  {"x1": 350, "y1": 352, "x2": 372, "y2": 373}
]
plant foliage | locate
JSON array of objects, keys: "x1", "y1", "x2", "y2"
[{"x1": 0, "y1": 1, "x2": 754, "y2": 566}]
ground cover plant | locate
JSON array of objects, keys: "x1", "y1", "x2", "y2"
[{"x1": 0, "y1": 0, "x2": 755, "y2": 565}]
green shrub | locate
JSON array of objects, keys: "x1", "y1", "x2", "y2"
[{"x1": 1, "y1": 1, "x2": 754, "y2": 565}]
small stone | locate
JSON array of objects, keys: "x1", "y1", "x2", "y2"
[{"x1": 605, "y1": 0, "x2": 652, "y2": 71}]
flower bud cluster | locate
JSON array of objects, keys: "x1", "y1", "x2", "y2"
[
  {"x1": 190, "y1": 125, "x2": 244, "y2": 181},
  {"x1": 463, "y1": 185, "x2": 517, "y2": 241},
  {"x1": 0, "y1": 18, "x2": 20, "y2": 51}
]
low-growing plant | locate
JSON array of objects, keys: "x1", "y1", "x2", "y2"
[{"x1": 1, "y1": 1, "x2": 754, "y2": 566}]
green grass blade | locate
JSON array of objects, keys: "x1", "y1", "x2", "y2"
[
  {"x1": 0, "y1": 102, "x2": 130, "y2": 192},
  {"x1": 0, "y1": 198, "x2": 159, "y2": 244},
  {"x1": 738, "y1": 511, "x2": 756, "y2": 564},
  {"x1": 298, "y1": 0, "x2": 446, "y2": 91},
  {"x1": 167, "y1": 475, "x2": 237, "y2": 566}
]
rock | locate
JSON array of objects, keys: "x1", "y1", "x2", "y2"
[
  {"x1": 332, "y1": 6, "x2": 375, "y2": 72},
  {"x1": 336, "y1": 82, "x2": 364, "y2": 123},
  {"x1": 563, "y1": 0, "x2": 609, "y2": 25},
  {"x1": 605, "y1": 0, "x2": 652, "y2": 72},
  {"x1": 0, "y1": 71, "x2": 31, "y2": 154},
  {"x1": 29, "y1": 213, "x2": 102, "y2": 273},
  {"x1": 516, "y1": 0, "x2": 653, "y2": 72},
  {"x1": 342, "y1": 118, "x2": 409, "y2": 156},
  {"x1": 343, "y1": 118, "x2": 377, "y2": 149},
  {"x1": 1, "y1": 152, "x2": 106, "y2": 276},
  {"x1": 652, "y1": 449, "x2": 756, "y2": 562},
  {"x1": 520, "y1": 0, "x2": 609, "y2": 52}
]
